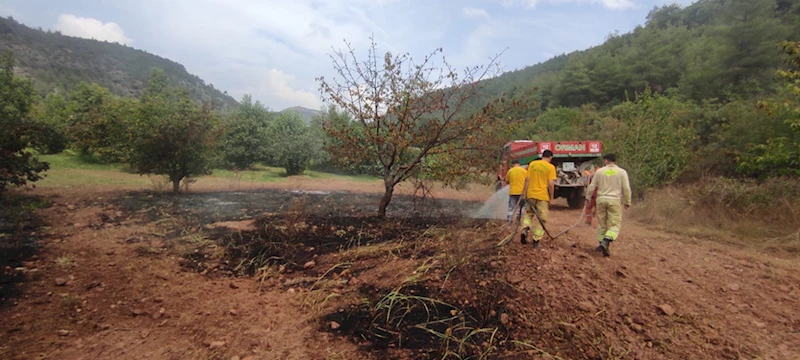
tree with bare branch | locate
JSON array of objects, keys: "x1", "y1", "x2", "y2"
[{"x1": 317, "y1": 40, "x2": 529, "y2": 217}]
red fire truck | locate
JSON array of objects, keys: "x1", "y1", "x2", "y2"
[{"x1": 497, "y1": 140, "x2": 603, "y2": 209}]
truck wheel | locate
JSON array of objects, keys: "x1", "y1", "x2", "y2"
[{"x1": 567, "y1": 189, "x2": 586, "y2": 209}]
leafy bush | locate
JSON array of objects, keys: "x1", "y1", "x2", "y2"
[
  {"x1": 736, "y1": 41, "x2": 800, "y2": 178},
  {"x1": 606, "y1": 89, "x2": 695, "y2": 192},
  {"x1": 0, "y1": 51, "x2": 49, "y2": 192}
]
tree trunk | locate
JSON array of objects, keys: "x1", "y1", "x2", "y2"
[
  {"x1": 378, "y1": 182, "x2": 394, "y2": 218},
  {"x1": 172, "y1": 178, "x2": 181, "y2": 194}
]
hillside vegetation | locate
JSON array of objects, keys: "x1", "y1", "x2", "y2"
[
  {"x1": 0, "y1": 16, "x2": 238, "y2": 109},
  {"x1": 467, "y1": 0, "x2": 800, "y2": 188},
  {"x1": 488, "y1": 0, "x2": 800, "y2": 111}
]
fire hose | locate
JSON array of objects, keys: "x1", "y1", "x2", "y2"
[{"x1": 495, "y1": 195, "x2": 592, "y2": 248}]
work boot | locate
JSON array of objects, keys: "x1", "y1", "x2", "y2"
[
  {"x1": 520, "y1": 228, "x2": 529, "y2": 245},
  {"x1": 532, "y1": 240, "x2": 541, "y2": 249},
  {"x1": 599, "y1": 238, "x2": 612, "y2": 257}
]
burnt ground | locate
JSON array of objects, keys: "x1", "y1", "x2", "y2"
[
  {"x1": 113, "y1": 189, "x2": 487, "y2": 225},
  {"x1": 0, "y1": 194, "x2": 51, "y2": 309},
  {"x1": 1, "y1": 184, "x2": 799, "y2": 360}
]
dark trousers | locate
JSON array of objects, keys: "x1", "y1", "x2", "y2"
[{"x1": 508, "y1": 194, "x2": 523, "y2": 221}]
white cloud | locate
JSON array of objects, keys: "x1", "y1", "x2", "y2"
[
  {"x1": 54, "y1": 14, "x2": 132, "y2": 45},
  {"x1": 15, "y1": 0, "x2": 662, "y2": 110},
  {"x1": 503, "y1": 0, "x2": 636, "y2": 10},
  {"x1": 462, "y1": 7, "x2": 491, "y2": 20},
  {"x1": 127, "y1": 0, "x2": 412, "y2": 110},
  {"x1": 229, "y1": 68, "x2": 320, "y2": 111}
]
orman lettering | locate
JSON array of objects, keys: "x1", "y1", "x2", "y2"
[{"x1": 554, "y1": 144, "x2": 586, "y2": 152}]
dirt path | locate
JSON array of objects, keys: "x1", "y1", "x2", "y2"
[
  {"x1": 504, "y1": 205, "x2": 800, "y2": 359},
  {"x1": 2, "y1": 185, "x2": 799, "y2": 359}
]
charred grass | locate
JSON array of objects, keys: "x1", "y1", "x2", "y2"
[
  {"x1": 190, "y1": 198, "x2": 648, "y2": 359},
  {"x1": 136, "y1": 191, "x2": 679, "y2": 359},
  {"x1": 210, "y1": 206, "x2": 466, "y2": 276},
  {"x1": 189, "y1": 196, "x2": 523, "y2": 358},
  {"x1": 0, "y1": 193, "x2": 50, "y2": 308}
]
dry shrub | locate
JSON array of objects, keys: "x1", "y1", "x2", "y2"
[
  {"x1": 324, "y1": 224, "x2": 516, "y2": 359},
  {"x1": 633, "y1": 177, "x2": 800, "y2": 248}
]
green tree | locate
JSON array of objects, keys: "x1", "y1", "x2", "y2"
[
  {"x1": 0, "y1": 51, "x2": 49, "y2": 192},
  {"x1": 607, "y1": 89, "x2": 694, "y2": 193},
  {"x1": 100, "y1": 96, "x2": 138, "y2": 162},
  {"x1": 30, "y1": 92, "x2": 70, "y2": 154},
  {"x1": 265, "y1": 112, "x2": 317, "y2": 176},
  {"x1": 589, "y1": 56, "x2": 627, "y2": 104},
  {"x1": 737, "y1": 41, "x2": 800, "y2": 177},
  {"x1": 313, "y1": 106, "x2": 379, "y2": 175},
  {"x1": 555, "y1": 57, "x2": 592, "y2": 107},
  {"x1": 220, "y1": 95, "x2": 273, "y2": 169},
  {"x1": 65, "y1": 82, "x2": 113, "y2": 154},
  {"x1": 128, "y1": 69, "x2": 220, "y2": 193},
  {"x1": 717, "y1": 0, "x2": 788, "y2": 95}
]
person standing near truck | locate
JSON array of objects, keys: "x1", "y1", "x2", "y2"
[
  {"x1": 582, "y1": 166, "x2": 598, "y2": 226},
  {"x1": 506, "y1": 160, "x2": 527, "y2": 222},
  {"x1": 585, "y1": 154, "x2": 631, "y2": 257},
  {"x1": 521, "y1": 150, "x2": 557, "y2": 248}
]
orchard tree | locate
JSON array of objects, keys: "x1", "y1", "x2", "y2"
[
  {"x1": 129, "y1": 69, "x2": 220, "y2": 193},
  {"x1": 0, "y1": 51, "x2": 49, "y2": 192},
  {"x1": 31, "y1": 92, "x2": 70, "y2": 154},
  {"x1": 221, "y1": 95, "x2": 273, "y2": 169},
  {"x1": 265, "y1": 111, "x2": 316, "y2": 176},
  {"x1": 64, "y1": 83, "x2": 137, "y2": 162},
  {"x1": 317, "y1": 40, "x2": 528, "y2": 217},
  {"x1": 65, "y1": 82, "x2": 114, "y2": 155}
]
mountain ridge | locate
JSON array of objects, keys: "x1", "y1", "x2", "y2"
[
  {"x1": 280, "y1": 106, "x2": 320, "y2": 124},
  {"x1": 0, "y1": 16, "x2": 238, "y2": 109}
]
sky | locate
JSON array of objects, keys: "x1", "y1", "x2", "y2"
[{"x1": 0, "y1": 0, "x2": 697, "y2": 111}]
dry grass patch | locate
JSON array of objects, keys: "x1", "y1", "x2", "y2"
[{"x1": 632, "y1": 177, "x2": 800, "y2": 252}]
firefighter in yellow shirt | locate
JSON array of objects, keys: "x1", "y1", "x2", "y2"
[
  {"x1": 505, "y1": 160, "x2": 527, "y2": 221},
  {"x1": 521, "y1": 150, "x2": 557, "y2": 248}
]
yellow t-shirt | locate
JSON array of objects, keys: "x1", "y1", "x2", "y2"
[
  {"x1": 526, "y1": 160, "x2": 557, "y2": 201},
  {"x1": 506, "y1": 166, "x2": 527, "y2": 195}
]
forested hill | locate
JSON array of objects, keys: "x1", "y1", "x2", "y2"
[
  {"x1": 0, "y1": 16, "x2": 238, "y2": 109},
  {"x1": 280, "y1": 106, "x2": 321, "y2": 124},
  {"x1": 482, "y1": 0, "x2": 800, "y2": 111}
]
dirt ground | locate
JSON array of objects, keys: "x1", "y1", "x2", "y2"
[{"x1": 1, "y1": 179, "x2": 799, "y2": 359}]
